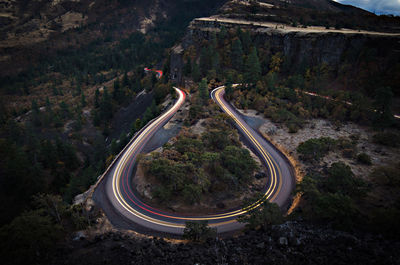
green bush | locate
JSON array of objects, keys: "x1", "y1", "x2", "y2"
[
  {"x1": 147, "y1": 116, "x2": 259, "y2": 205},
  {"x1": 238, "y1": 196, "x2": 284, "y2": 231},
  {"x1": 296, "y1": 162, "x2": 369, "y2": 230},
  {"x1": 313, "y1": 192, "x2": 360, "y2": 230},
  {"x1": 370, "y1": 163, "x2": 400, "y2": 188},
  {"x1": 297, "y1": 137, "x2": 336, "y2": 161},
  {"x1": 182, "y1": 184, "x2": 202, "y2": 205},
  {"x1": 357, "y1": 153, "x2": 372, "y2": 165},
  {"x1": 221, "y1": 145, "x2": 258, "y2": 186},
  {"x1": 325, "y1": 162, "x2": 367, "y2": 197},
  {"x1": 183, "y1": 221, "x2": 216, "y2": 242}
]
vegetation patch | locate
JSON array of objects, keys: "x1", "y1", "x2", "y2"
[
  {"x1": 141, "y1": 115, "x2": 259, "y2": 207},
  {"x1": 297, "y1": 137, "x2": 337, "y2": 162}
]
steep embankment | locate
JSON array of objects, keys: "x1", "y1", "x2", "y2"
[{"x1": 171, "y1": 17, "x2": 400, "y2": 94}]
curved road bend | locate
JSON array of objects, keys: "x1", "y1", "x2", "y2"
[
  {"x1": 94, "y1": 86, "x2": 295, "y2": 235},
  {"x1": 211, "y1": 86, "x2": 295, "y2": 209}
]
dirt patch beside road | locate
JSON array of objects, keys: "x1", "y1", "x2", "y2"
[{"x1": 238, "y1": 109, "x2": 400, "y2": 182}]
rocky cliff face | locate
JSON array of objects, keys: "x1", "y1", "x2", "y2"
[{"x1": 171, "y1": 17, "x2": 400, "y2": 92}]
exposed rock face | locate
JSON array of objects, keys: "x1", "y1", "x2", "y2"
[
  {"x1": 171, "y1": 17, "x2": 400, "y2": 86},
  {"x1": 170, "y1": 44, "x2": 184, "y2": 84}
]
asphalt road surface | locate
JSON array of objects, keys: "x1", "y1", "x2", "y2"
[{"x1": 93, "y1": 86, "x2": 295, "y2": 235}]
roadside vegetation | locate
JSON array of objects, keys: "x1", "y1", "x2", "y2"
[
  {"x1": 238, "y1": 193, "x2": 284, "y2": 231},
  {"x1": 0, "y1": 2, "x2": 226, "y2": 264},
  {"x1": 142, "y1": 86, "x2": 258, "y2": 206},
  {"x1": 183, "y1": 221, "x2": 217, "y2": 242},
  {"x1": 180, "y1": 25, "x2": 400, "y2": 239},
  {"x1": 289, "y1": 131, "x2": 399, "y2": 237},
  {"x1": 182, "y1": 25, "x2": 398, "y2": 133}
]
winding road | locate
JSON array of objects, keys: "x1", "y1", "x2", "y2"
[{"x1": 93, "y1": 86, "x2": 295, "y2": 235}]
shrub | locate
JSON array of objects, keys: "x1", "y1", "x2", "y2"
[
  {"x1": 370, "y1": 163, "x2": 400, "y2": 187},
  {"x1": 183, "y1": 221, "x2": 216, "y2": 242},
  {"x1": 221, "y1": 145, "x2": 258, "y2": 186},
  {"x1": 297, "y1": 137, "x2": 336, "y2": 161},
  {"x1": 325, "y1": 162, "x2": 367, "y2": 197},
  {"x1": 238, "y1": 198, "x2": 284, "y2": 231},
  {"x1": 373, "y1": 132, "x2": 399, "y2": 147},
  {"x1": 182, "y1": 184, "x2": 202, "y2": 204},
  {"x1": 357, "y1": 153, "x2": 372, "y2": 165},
  {"x1": 288, "y1": 123, "x2": 299, "y2": 133}
]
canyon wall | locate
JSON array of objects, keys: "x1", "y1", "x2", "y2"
[{"x1": 172, "y1": 18, "x2": 400, "y2": 94}]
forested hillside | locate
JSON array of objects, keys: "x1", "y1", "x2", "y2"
[{"x1": 0, "y1": 1, "x2": 227, "y2": 264}]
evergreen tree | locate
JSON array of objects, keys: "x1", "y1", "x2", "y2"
[
  {"x1": 150, "y1": 100, "x2": 159, "y2": 116},
  {"x1": 212, "y1": 52, "x2": 220, "y2": 74},
  {"x1": 162, "y1": 56, "x2": 171, "y2": 84},
  {"x1": 59, "y1": 101, "x2": 70, "y2": 120},
  {"x1": 151, "y1": 72, "x2": 158, "y2": 88},
  {"x1": 184, "y1": 57, "x2": 192, "y2": 76},
  {"x1": 192, "y1": 62, "x2": 201, "y2": 82},
  {"x1": 81, "y1": 92, "x2": 86, "y2": 107},
  {"x1": 45, "y1": 97, "x2": 52, "y2": 112},
  {"x1": 122, "y1": 72, "x2": 129, "y2": 87},
  {"x1": 110, "y1": 139, "x2": 119, "y2": 155},
  {"x1": 210, "y1": 31, "x2": 217, "y2": 49},
  {"x1": 232, "y1": 39, "x2": 244, "y2": 71},
  {"x1": 241, "y1": 30, "x2": 252, "y2": 53},
  {"x1": 135, "y1": 118, "x2": 142, "y2": 131},
  {"x1": 218, "y1": 26, "x2": 228, "y2": 45},
  {"x1": 119, "y1": 132, "x2": 128, "y2": 148},
  {"x1": 94, "y1": 88, "x2": 100, "y2": 108},
  {"x1": 244, "y1": 47, "x2": 261, "y2": 85},
  {"x1": 200, "y1": 47, "x2": 212, "y2": 76},
  {"x1": 44, "y1": 97, "x2": 53, "y2": 127},
  {"x1": 113, "y1": 78, "x2": 123, "y2": 103},
  {"x1": 31, "y1": 99, "x2": 39, "y2": 113},
  {"x1": 100, "y1": 88, "x2": 113, "y2": 122},
  {"x1": 198, "y1": 78, "x2": 209, "y2": 104},
  {"x1": 225, "y1": 73, "x2": 234, "y2": 97},
  {"x1": 142, "y1": 107, "x2": 153, "y2": 124}
]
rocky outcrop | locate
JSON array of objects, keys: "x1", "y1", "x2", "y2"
[
  {"x1": 50, "y1": 221, "x2": 400, "y2": 265},
  {"x1": 171, "y1": 17, "x2": 400, "y2": 86},
  {"x1": 170, "y1": 44, "x2": 184, "y2": 84}
]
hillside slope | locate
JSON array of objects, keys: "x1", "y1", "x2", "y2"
[{"x1": 0, "y1": 0, "x2": 227, "y2": 76}]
